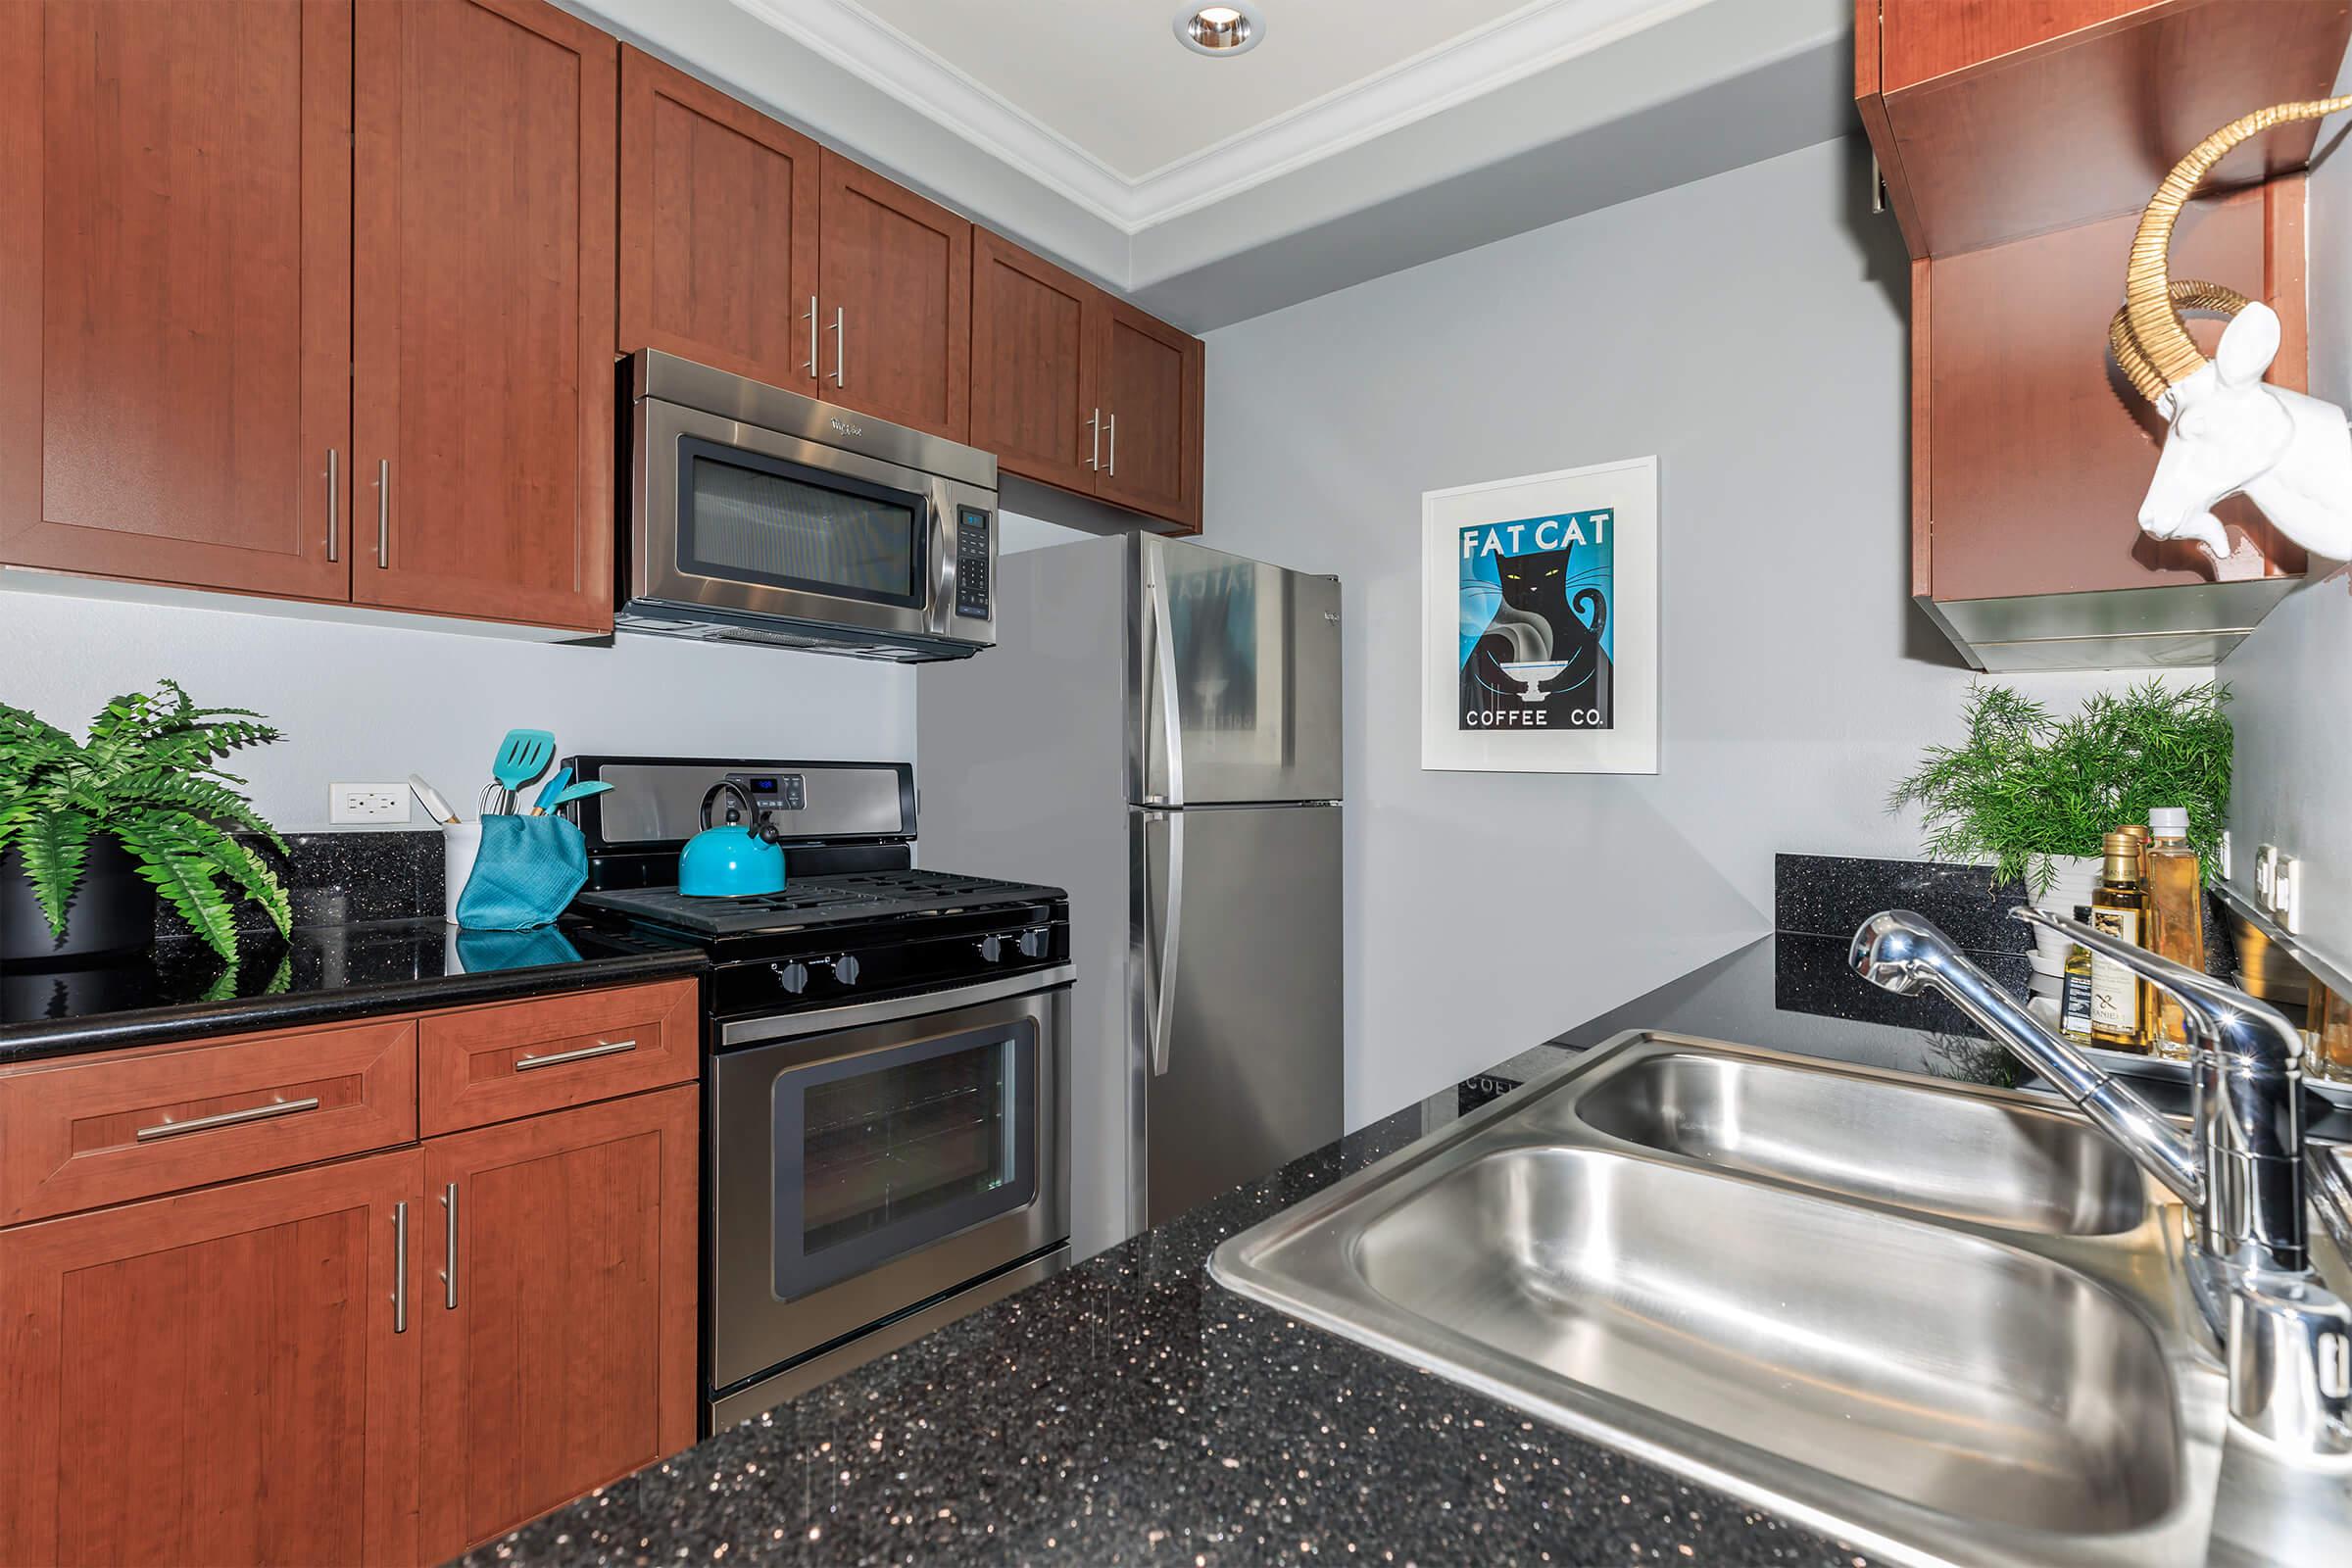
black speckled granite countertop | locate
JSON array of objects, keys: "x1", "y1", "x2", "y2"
[
  {"x1": 0, "y1": 918, "x2": 704, "y2": 1063},
  {"x1": 464, "y1": 956, "x2": 1876, "y2": 1568}
]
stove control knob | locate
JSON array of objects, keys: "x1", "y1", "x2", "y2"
[
  {"x1": 978, "y1": 934, "x2": 1006, "y2": 963},
  {"x1": 771, "y1": 960, "x2": 809, "y2": 996},
  {"x1": 830, "y1": 954, "x2": 861, "y2": 987},
  {"x1": 1018, "y1": 928, "x2": 1049, "y2": 959}
]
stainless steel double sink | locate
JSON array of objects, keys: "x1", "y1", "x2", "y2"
[{"x1": 1210, "y1": 1033, "x2": 2264, "y2": 1567}]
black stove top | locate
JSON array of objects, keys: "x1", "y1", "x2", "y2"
[{"x1": 575, "y1": 869, "x2": 1067, "y2": 940}]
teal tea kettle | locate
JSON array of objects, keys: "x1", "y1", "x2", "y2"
[{"x1": 679, "y1": 781, "x2": 788, "y2": 898}]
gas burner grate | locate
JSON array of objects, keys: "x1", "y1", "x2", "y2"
[{"x1": 574, "y1": 868, "x2": 1063, "y2": 937}]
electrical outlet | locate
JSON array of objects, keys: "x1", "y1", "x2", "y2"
[
  {"x1": 2217, "y1": 830, "x2": 2232, "y2": 880},
  {"x1": 2276, "y1": 855, "x2": 2304, "y2": 935},
  {"x1": 329, "y1": 782, "x2": 411, "y2": 824}
]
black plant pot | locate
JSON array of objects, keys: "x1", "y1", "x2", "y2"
[{"x1": 0, "y1": 831, "x2": 155, "y2": 965}]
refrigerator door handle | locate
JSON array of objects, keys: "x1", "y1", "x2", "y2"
[
  {"x1": 1147, "y1": 555, "x2": 1186, "y2": 806},
  {"x1": 1150, "y1": 809, "x2": 1185, "y2": 1077}
]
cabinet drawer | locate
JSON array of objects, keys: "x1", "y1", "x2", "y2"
[
  {"x1": 419, "y1": 979, "x2": 698, "y2": 1134},
  {"x1": 0, "y1": 1017, "x2": 418, "y2": 1226}
]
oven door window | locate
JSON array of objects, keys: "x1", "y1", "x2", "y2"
[
  {"x1": 771, "y1": 1020, "x2": 1037, "y2": 1299},
  {"x1": 676, "y1": 435, "x2": 929, "y2": 611}
]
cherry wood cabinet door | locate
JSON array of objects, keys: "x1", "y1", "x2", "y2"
[
  {"x1": 1095, "y1": 299, "x2": 1203, "y2": 531},
  {"x1": 970, "y1": 230, "x2": 1102, "y2": 494},
  {"x1": 419, "y1": 1086, "x2": 699, "y2": 1560},
  {"x1": 0, "y1": 1150, "x2": 424, "y2": 1568},
  {"x1": 0, "y1": 0, "x2": 352, "y2": 601},
  {"x1": 817, "y1": 149, "x2": 971, "y2": 440},
  {"x1": 619, "y1": 46, "x2": 820, "y2": 389},
  {"x1": 353, "y1": 0, "x2": 615, "y2": 633}
]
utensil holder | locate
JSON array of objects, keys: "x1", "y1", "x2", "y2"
[{"x1": 442, "y1": 822, "x2": 483, "y2": 926}]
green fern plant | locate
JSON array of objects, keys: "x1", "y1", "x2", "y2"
[
  {"x1": 0, "y1": 681, "x2": 291, "y2": 960},
  {"x1": 1888, "y1": 679, "x2": 2231, "y2": 900}
]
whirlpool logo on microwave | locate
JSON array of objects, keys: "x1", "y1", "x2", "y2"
[{"x1": 829, "y1": 416, "x2": 863, "y2": 437}]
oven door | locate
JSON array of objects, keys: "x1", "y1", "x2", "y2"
[
  {"x1": 631, "y1": 397, "x2": 991, "y2": 646},
  {"x1": 708, "y1": 970, "x2": 1071, "y2": 1394}
]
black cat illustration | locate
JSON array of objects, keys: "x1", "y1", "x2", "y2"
[{"x1": 1458, "y1": 545, "x2": 1611, "y2": 727}]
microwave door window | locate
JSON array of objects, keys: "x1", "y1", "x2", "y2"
[{"x1": 678, "y1": 438, "x2": 926, "y2": 610}]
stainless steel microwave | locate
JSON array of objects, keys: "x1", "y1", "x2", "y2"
[{"x1": 620, "y1": 350, "x2": 998, "y2": 661}]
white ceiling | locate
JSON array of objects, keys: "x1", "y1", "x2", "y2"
[
  {"x1": 845, "y1": 0, "x2": 1538, "y2": 181},
  {"x1": 728, "y1": 0, "x2": 1728, "y2": 230}
]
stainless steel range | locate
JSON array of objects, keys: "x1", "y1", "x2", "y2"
[{"x1": 564, "y1": 758, "x2": 1071, "y2": 1429}]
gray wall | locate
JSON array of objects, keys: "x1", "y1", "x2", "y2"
[
  {"x1": 2217, "y1": 121, "x2": 2352, "y2": 967},
  {"x1": 0, "y1": 595, "x2": 911, "y2": 829},
  {"x1": 1200, "y1": 135, "x2": 2209, "y2": 1128}
]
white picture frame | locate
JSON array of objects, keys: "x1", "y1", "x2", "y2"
[{"x1": 1420, "y1": 455, "x2": 1658, "y2": 774}]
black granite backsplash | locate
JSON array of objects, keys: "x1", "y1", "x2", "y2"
[
  {"x1": 152, "y1": 828, "x2": 443, "y2": 939},
  {"x1": 1776, "y1": 853, "x2": 2032, "y2": 954}
]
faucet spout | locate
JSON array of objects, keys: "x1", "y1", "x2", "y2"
[{"x1": 1851, "y1": 910, "x2": 2203, "y2": 1204}]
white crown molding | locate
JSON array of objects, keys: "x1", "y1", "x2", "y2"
[{"x1": 728, "y1": 0, "x2": 1715, "y2": 236}]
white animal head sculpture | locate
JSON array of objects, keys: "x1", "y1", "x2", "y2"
[{"x1": 2109, "y1": 95, "x2": 2352, "y2": 565}]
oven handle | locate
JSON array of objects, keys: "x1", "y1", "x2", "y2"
[{"x1": 718, "y1": 963, "x2": 1075, "y2": 1049}]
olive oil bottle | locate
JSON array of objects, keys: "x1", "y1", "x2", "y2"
[
  {"x1": 2059, "y1": 905, "x2": 2097, "y2": 1045},
  {"x1": 2087, "y1": 831, "x2": 2150, "y2": 1052}
]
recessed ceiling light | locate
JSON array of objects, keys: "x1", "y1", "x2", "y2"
[{"x1": 1175, "y1": 3, "x2": 1263, "y2": 58}]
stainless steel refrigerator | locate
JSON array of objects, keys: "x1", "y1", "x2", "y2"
[{"x1": 917, "y1": 533, "x2": 1343, "y2": 1258}]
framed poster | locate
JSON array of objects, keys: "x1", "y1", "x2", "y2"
[{"x1": 1421, "y1": 455, "x2": 1657, "y2": 773}]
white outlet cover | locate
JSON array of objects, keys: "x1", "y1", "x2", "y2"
[{"x1": 330, "y1": 782, "x2": 413, "y2": 824}]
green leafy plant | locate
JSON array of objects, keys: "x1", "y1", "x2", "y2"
[
  {"x1": 0, "y1": 681, "x2": 290, "y2": 960},
  {"x1": 1888, "y1": 679, "x2": 2230, "y2": 899}
]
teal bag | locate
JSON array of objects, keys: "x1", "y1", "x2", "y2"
[{"x1": 454, "y1": 814, "x2": 588, "y2": 931}]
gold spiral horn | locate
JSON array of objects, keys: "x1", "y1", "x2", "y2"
[
  {"x1": 2122, "y1": 94, "x2": 2352, "y2": 394},
  {"x1": 2110, "y1": 278, "x2": 2252, "y2": 403}
]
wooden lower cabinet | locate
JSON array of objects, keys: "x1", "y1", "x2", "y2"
[
  {"x1": 419, "y1": 1086, "x2": 700, "y2": 1560},
  {"x1": 0, "y1": 1079, "x2": 699, "y2": 1568},
  {"x1": 0, "y1": 1150, "x2": 424, "y2": 1568}
]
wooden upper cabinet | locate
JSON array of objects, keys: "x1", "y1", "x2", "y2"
[
  {"x1": 818, "y1": 149, "x2": 971, "y2": 441},
  {"x1": 353, "y1": 0, "x2": 616, "y2": 634},
  {"x1": 419, "y1": 1086, "x2": 699, "y2": 1561},
  {"x1": 1095, "y1": 300, "x2": 1203, "y2": 531},
  {"x1": 1922, "y1": 182, "x2": 2306, "y2": 603},
  {"x1": 1861, "y1": 0, "x2": 2352, "y2": 258},
  {"x1": 0, "y1": 0, "x2": 352, "y2": 602},
  {"x1": 619, "y1": 46, "x2": 819, "y2": 390},
  {"x1": 0, "y1": 1150, "x2": 424, "y2": 1568},
  {"x1": 970, "y1": 231, "x2": 1101, "y2": 494}
]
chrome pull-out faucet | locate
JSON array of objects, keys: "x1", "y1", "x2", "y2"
[{"x1": 1853, "y1": 906, "x2": 2351, "y2": 1461}]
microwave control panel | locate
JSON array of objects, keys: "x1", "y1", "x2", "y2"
[{"x1": 955, "y1": 507, "x2": 992, "y2": 619}]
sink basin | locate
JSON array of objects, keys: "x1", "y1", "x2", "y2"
[
  {"x1": 1211, "y1": 1033, "x2": 2228, "y2": 1568},
  {"x1": 1355, "y1": 1145, "x2": 2180, "y2": 1533},
  {"x1": 1562, "y1": 1050, "x2": 2147, "y2": 1235}
]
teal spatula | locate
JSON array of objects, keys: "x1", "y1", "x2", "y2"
[{"x1": 488, "y1": 729, "x2": 558, "y2": 813}]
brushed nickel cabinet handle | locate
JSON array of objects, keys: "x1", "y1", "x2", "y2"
[
  {"x1": 440, "y1": 1182, "x2": 459, "y2": 1310},
  {"x1": 514, "y1": 1037, "x2": 637, "y2": 1072},
  {"x1": 134, "y1": 1095, "x2": 320, "y2": 1142},
  {"x1": 830, "y1": 306, "x2": 846, "y2": 387},
  {"x1": 374, "y1": 459, "x2": 390, "y2": 567},
  {"x1": 805, "y1": 295, "x2": 818, "y2": 379},
  {"x1": 325, "y1": 449, "x2": 339, "y2": 563},
  {"x1": 392, "y1": 1200, "x2": 410, "y2": 1335},
  {"x1": 1106, "y1": 413, "x2": 1117, "y2": 478},
  {"x1": 1085, "y1": 409, "x2": 1100, "y2": 470}
]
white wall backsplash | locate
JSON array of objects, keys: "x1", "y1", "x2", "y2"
[
  {"x1": 0, "y1": 593, "x2": 913, "y2": 829},
  {"x1": 1201, "y1": 134, "x2": 2214, "y2": 1127}
]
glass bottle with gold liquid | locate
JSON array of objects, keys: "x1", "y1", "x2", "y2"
[
  {"x1": 2087, "y1": 831, "x2": 2150, "y2": 1052},
  {"x1": 2141, "y1": 806, "x2": 2205, "y2": 1060}
]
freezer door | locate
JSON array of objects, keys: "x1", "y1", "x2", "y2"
[
  {"x1": 1132, "y1": 536, "x2": 1343, "y2": 807},
  {"x1": 1130, "y1": 803, "x2": 1343, "y2": 1232}
]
